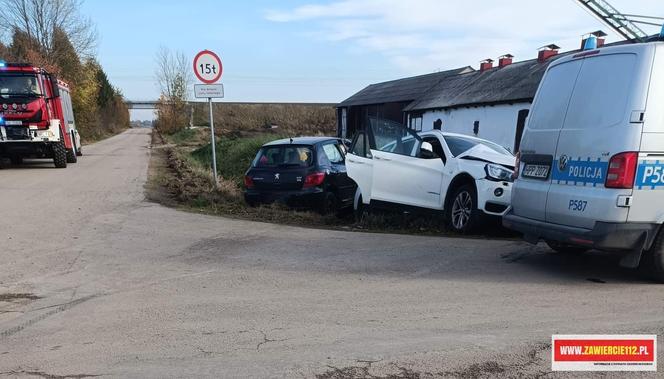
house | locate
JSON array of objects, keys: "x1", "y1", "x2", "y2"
[
  {"x1": 403, "y1": 48, "x2": 560, "y2": 152},
  {"x1": 337, "y1": 34, "x2": 612, "y2": 152},
  {"x1": 335, "y1": 66, "x2": 474, "y2": 142}
]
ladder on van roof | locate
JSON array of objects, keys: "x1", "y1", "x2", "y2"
[{"x1": 575, "y1": 0, "x2": 649, "y2": 42}]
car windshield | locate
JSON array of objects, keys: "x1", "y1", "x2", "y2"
[
  {"x1": 252, "y1": 145, "x2": 314, "y2": 168},
  {"x1": 0, "y1": 74, "x2": 42, "y2": 97},
  {"x1": 444, "y1": 135, "x2": 513, "y2": 157}
]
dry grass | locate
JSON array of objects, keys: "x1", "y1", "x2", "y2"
[{"x1": 191, "y1": 103, "x2": 336, "y2": 137}]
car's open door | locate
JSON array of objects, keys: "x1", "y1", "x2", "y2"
[
  {"x1": 346, "y1": 130, "x2": 374, "y2": 207},
  {"x1": 368, "y1": 118, "x2": 444, "y2": 209}
]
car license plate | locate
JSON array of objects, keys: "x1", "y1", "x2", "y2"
[{"x1": 522, "y1": 164, "x2": 550, "y2": 179}]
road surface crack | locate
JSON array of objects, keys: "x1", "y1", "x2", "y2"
[
  {"x1": 256, "y1": 329, "x2": 289, "y2": 352},
  {"x1": 0, "y1": 370, "x2": 101, "y2": 379}
]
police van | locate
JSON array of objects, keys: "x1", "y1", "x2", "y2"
[{"x1": 503, "y1": 40, "x2": 664, "y2": 280}]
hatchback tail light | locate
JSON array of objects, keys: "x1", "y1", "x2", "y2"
[
  {"x1": 303, "y1": 172, "x2": 326, "y2": 188},
  {"x1": 605, "y1": 152, "x2": 638, "y2": 189},
  {"x1": 244, "y1": 175, "x2": 255, "y2": 189}
]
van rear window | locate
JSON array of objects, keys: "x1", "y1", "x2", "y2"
[
  {"x1": 564, "y1": 53, "x2": 636, "y2": 130},
  {"x1": 528, "y1": 60, "x2": 582, "y2": 130},
  {"x1": 252, "y1": 145, "x2": 314, "y2": 168}
]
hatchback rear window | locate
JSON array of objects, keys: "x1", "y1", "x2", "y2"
[{"x1": 252, "y1": 145, "x2": 314, "y2": 168}]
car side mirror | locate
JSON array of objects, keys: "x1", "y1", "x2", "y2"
[
  {"x1": 421, "y1": 142, "x2": 433, "y2": 153},
  {"x1": 420, "y1": 142, "x2": 436, "y2": 159}
]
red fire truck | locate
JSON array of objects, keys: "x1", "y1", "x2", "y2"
[{"x1": 0, "y1": 63, "x2": 81, "y2": 168}]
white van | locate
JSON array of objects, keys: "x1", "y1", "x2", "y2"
[{"x1": 503, "y1": 41, "x2": 664, "y2": 280}]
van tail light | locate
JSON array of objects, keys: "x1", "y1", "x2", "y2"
[
  {"x1": 303, "y1": 172, "x2": 326, "y2": 188},
  {"x1": 512, "y1": 152, "x2": 521, "y2": 180},
  {"x1": 605, "y1": 152, "x2": 638, "y2": 189},
  {"x1": 244, "y1": 175, "x2": 255, "y2": 189}
]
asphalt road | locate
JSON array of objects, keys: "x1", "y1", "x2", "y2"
[{"x1": 0, "y1": 128, "x2": 662, "y2": 378}]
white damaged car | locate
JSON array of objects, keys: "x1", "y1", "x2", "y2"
[{"x1": 346, "y1": 118, "x2": 514, "y2": 233}]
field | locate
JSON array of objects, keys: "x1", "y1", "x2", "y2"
[{"x1": 191, "y1": 102, "x2": 337, "y2": 137}]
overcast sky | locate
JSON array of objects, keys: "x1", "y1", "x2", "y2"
[{"x1": 82, "y1": 0, "x2": 662, "y2": 119}]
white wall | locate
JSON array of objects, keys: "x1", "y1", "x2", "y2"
[{"x1": 416, "y1": 103, "x2": 531, "y2": 152}]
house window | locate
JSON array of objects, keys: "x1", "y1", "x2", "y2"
[{"x1": 410, "y1": 114, "x2": 423, "y2": 132}]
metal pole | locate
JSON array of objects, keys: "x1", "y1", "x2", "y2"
[{"x1": 208, "y1": 97, "x2": 218, "y2": 185}]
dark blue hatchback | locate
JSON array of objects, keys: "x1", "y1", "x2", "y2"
[{"x1": 244, "y1": 137, "x2": 356, "y2": 214}]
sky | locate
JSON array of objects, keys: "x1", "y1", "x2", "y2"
[{"x1": 81, "y1": 0, "x2": 663, "y2": 120}]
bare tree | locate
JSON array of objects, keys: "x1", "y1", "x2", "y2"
[
  {"x1": 0, "y1": 0, "x2": 97, "y2": 59},
  {"x1": 154, "y1": 47, "x2": 193, "y2": 133},
  {"x1": 155, "y1": 46, "x2": 192, "y2": 102}
]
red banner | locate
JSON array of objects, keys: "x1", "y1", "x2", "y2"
[{"x1": 554, "y1": 339, "x2": 655, "y2": 362}]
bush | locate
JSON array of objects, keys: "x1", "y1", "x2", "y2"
[{"x1": 191, "y1": 135, "x2": 285, "y2": 185}]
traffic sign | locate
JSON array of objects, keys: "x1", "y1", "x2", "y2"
[
  {"x1": 193, "y1": 49, "x2": 223, "y2": 186},
  {"x1": 194, "y1": 84, "x2": 224, "y2": 99},
  {"x1": 193, "y1": 50, "x2": 223, "y2": 84}
]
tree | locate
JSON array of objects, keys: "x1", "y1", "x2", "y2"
[
  {"x1": 0, "y1": 1, "x2": 129, "y2": 141},
  {"x1": 154, "y1": 47, "x2": 192, "y2": 133},
  {"x1": 0, "y1": 0, "x2": 97, "y2": 60}
]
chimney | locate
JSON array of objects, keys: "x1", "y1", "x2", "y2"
[
  {"x1": 581, "y1": 30, "x2": 607, "y2": 49},
  {"x1": 538, "y1": 44, "x2": 560, "y2": 63},
  {"x1": 480, "y1": 58, "x2": 494, "y2": 72},
  {"x1": 498, "y1": 54, "x2": 514, "y2": 68}
]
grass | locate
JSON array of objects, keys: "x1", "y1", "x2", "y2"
[
  {"x1": 168, "y1": 128, "x2": 199, "y2": 145},
  {"x1": 190, "y1": 134, "x2": 284, "y2": 186}
]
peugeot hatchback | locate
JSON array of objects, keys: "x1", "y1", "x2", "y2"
[{"x1": 244, "y1": 137, "x2": 356, "y2": 214}]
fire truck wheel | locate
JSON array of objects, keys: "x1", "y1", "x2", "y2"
[
  {"x1": 66, "y1": 147, "x2": 77, "y2": 163},
  {"x1": 53, "y1": 141, "x2": 68, "y2": 168},
  {"x1": 76, "y1": 147, "x2": 82, "y2": 157}
]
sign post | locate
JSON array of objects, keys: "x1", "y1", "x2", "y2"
[{"x1": 193, "y1": 50, "x2": 224, "y2": 185}]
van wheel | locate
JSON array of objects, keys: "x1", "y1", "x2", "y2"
[
  {"x1": 644, "y1": 230, "x2": 664, "y2": 283},
  {"x1": 447, "y1": 184, "x2": 480, "y2": 234},
  {"x1": 545, "y1": 240, "x2": 589, "y2": 254},
  {"x1": 53, "y1": 141, "x2": 67, "y2": 168}
]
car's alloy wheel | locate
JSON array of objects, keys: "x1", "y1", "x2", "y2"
[
  {"x1": 452, "y1": 190, "x2": 473, "y2": 230},
  {"x1": 447, "y1": 184, "x2": 479, "y2": 233}
]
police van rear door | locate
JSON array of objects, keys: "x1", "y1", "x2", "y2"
[
  {"x1": 546, "y1": 47, "x2": 652, "y2": 229},
  {"x1": 512, "y1": 59, "x2": 583, "y2": 222}
]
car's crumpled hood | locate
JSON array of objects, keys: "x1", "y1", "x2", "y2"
[{"x1": 458, "y1": 145, "x2": 515, "y2": 168}]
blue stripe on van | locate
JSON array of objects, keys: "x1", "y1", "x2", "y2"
[
  {"x1": 636, "y1": 161, "x2": 664, "y2": 190},
  {"x1": 552, "y1": 158, "x2": 608, "y2": 186}
]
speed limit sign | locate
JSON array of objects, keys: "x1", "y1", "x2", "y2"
[{"x1": 193, "y1": 50, "x2": 223, "y2": 84}]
